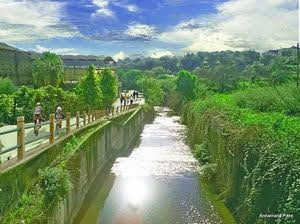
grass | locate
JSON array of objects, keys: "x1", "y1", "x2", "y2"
[{"x1": 199, "y1": 176, "x2": 237, "y2": 224}]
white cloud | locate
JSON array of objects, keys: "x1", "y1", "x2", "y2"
[
  {"x1": 113, "y1": 2, "x2": 139, "y2": 13},
  {"x1": 92, "y1": 0, "x2": 114, "y2": 17},
  {"x1": 160, "y1": 0, "x2": 298, "y2": 52},
  {"x1": 113, "y1": 51, "x2": 126, "y2": 61},
  {"x1": 147, "y1": 49, "x2": 174, "y2": 58},
  {"x1": 0, "y1": 0, "x2": 78, "y2": 43},
  {"x1": 125, "y1": 23, "x2": 158, "y2": 40},
  {"x1": 35, "y1": 45, "x2": 79, "y2": 55},
  {"x1": 124, "y1": 4, "x2": 139, "y2": 13},
  {"x1": 92, "y1": 0, "x2": 138, "y2": 17}
]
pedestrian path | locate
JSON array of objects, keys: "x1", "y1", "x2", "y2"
[{"x1": 0, "y1": 93, "x2": 144, "y2": 162}]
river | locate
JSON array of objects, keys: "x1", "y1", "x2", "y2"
[{"x1": 73, "y1": 107, "x2": 222, "y2": 224}]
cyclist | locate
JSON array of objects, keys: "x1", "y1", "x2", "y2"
[
  {"x1": 33, "y1": 102, "x2": 42, "y2": 136},
  {"x1": 55, "y1": 106, "x2": 64, "y2": 135}
]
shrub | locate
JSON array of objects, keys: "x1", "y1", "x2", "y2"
[
  {"x1": 0, "y1": 77, "x2": 16, "y2": 95},
  {"x1": 183, "y1": 89, "x2": 300, "y2": 224},
  {"x1": 0, "y1": 94, "x2": 14, "y2": 124},
  {"x1": 38, "y1": 166, "x2": 72, "y2": 204},
  {"x1": 233, "y1": 84, "x2": 300, "y2": 115},
  {"x1": 199, "y1": 164, "x2": 218, "y2": 180}
]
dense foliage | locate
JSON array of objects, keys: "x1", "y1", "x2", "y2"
[
  {"x1": 0, "y1": 77, "x2": 16, "y2": 95},
  {"x1": 181, "y1": 86, "x2": 300, "y2": 224},
  {"x1": 32, "y1": 52, "x2": 64, "y2": 87},
  {"x1": 117, "y1": 47, "x2": 297, "y2": 93},
  {"x1": 99, "y1": 68, "x2": 118, "y2": 109},
  {"x1": 137, "y1": 77, "x2": 163, "y2": 106},
  {"x1": 76, "y1": 65, "x2": 103, "y2": 110},
  {"x1": 0, "y1": 67, "x2": 119, "y2": 124},
  {"x1": 2, "y1": 137, "x2": 79, "y2": 224}
]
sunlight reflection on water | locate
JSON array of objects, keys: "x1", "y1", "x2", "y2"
[{"x1": 76, "y1": 107, "x2": 221, "y2": 224}]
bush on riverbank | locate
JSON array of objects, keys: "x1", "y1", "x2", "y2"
[
  {"x1": 179, "y1": 84, "x2": 300, "y2": 224},
  {"x1": 1, "y1": 137, "x2": 79, "y2": 224}
]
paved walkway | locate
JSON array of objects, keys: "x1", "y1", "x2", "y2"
[{"x1": 0, "y1": 92, "x2": 144, "y2": 162}]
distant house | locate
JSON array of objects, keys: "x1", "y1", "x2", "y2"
[
  {"x1": 0, "y1": 42, "x2": 33, "y2": 85},
  {"x1": 61, "y1": 55, "x2": 107, "y2": 68}
]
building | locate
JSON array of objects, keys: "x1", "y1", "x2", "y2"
[
  {"x1": 0, "y1": 42, "x2": 117, "y2": 85},
  {"x1": 0, "y1": 43, "x2": 33, "y2": 85}
]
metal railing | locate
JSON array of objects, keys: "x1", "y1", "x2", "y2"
[{"x1": 0, "y1": 104, "x2": 139, "y2": 162}]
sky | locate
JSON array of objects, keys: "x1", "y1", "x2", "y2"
[{"x1": 0, "y1": 0, "x2": 298, "y2": 60}]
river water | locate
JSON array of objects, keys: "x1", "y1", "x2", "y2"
[{"x1": 74, "y1": 107, "x2": 221, "y2": 224}]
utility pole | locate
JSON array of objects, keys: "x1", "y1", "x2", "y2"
[{"x1": 297, "y1": 43, "x2": 299, "y2": 87}]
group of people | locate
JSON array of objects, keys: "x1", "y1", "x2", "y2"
[
  {"x1": 119, "y1": 91, "x2": 139, "y2": 106},
  {"x1": 33, "y1": 103, "x2": 64, "y2": 136}
]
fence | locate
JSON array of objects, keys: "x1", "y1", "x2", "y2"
[{"x1": 0, "y1": 104, "x2": 138, "y2": 163}]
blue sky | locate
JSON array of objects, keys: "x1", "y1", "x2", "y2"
[{"x1": 0, "y1": 0, "x2": 298, "y2": 59}]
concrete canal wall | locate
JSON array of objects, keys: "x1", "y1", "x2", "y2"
[{"x1": 0, "y1": 106, "x2": 151, "y2": 223}]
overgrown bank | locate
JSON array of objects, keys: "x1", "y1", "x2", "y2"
[{"x1": 178, "y1": 85, "x2": 300, "y2": 224}]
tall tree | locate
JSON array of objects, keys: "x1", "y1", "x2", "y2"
[
  {"x1": 77, "y1": 65, "x2": 102, "y2": 110},
  {"x1": 176, "y1": 70, "x2": 199, "y2": 101},
  {"x1": 99, "y1": 69, "x2": 118, "y2": 109},
  {"x1": 32, "y1": 52, "x2": 64, "y2": 87}
]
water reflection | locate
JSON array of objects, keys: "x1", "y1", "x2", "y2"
[
  {"x1": 122, "y1": 178, "x2": 149, "y2": 209},
  {"x1": 74, "y1": 107, "x2": 221, "y2": 224}
]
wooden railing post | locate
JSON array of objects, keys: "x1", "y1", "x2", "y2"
[
  {"x1": 83, "y1": 111, "x2": 86, "y2": 126},
  {"x1": 49, "y1": 114, "x2": 55, "y2": 144},
  {"x1": 66, "y1": 112, "x2": 71, "y2": 134},
  {"x1": 17, "y1": 116, "x2": 25, "y2": 161},
  {"x1": 76, "y1": 111, "x2": 80, "y2": 129}
]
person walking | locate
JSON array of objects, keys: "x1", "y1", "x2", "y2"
[
  {"x1": 124, "y1": 94, "x2": 127, "y2": 106},
  {"x1": 133, "y1": 91, "x2": 136, "y2": 100},
  {"x1": 130, "y1": 94, "x2": 134, "y2": 105},
  {"x1": 120, "y1": 94, "x2": 124, "y2": 105}
]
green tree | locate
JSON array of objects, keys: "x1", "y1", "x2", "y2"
[
  {"x1": 151, "y1": 66, "x2": 166, "y2": 76},
  {"x1": 14, "y1": 86, "x2": 36, "y2": 122},
  {"x1": 270, "y1": 57, "x2": 290, "y2": 84},
  {"x1": 137, "y1": 77, "x2": 163, "y2": 106},
  {"x1": 176, "y1": 70, "x2": 199, "y2": 101},
  {"x1": 32, "y1": 52, "x2": 64, "y2": 87},
  {"x1": 0, "y1": 77, "x2": 16, "y2": 95},
  {"x1": 77, "y1": 65, "x2": 102, "y2": 110},
  {"x1": 0, "y1": 94, "x2": 14, "y2": 125},
  {"x1": 99, "y1": 69, "x2": 118, "y2": 109},
  {"x1": 122, "y1": 69, "x2": 143, "y2": 90},
  {"x1": 244, "y1": 62, "x2": 271, "y2": 82}
]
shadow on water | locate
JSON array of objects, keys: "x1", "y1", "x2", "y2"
[{"x1": 73, "y1": 107, "x2": 222, "y2": 224}]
